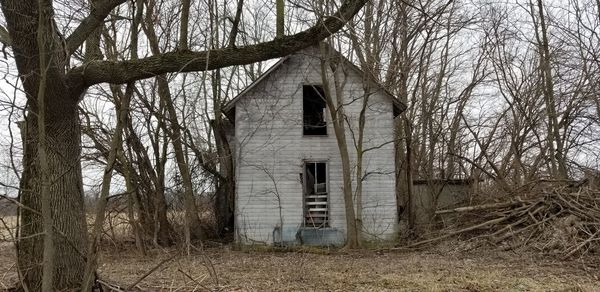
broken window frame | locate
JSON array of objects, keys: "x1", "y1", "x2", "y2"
[
  {"x1": 302, "y1": 84, "x2": 327, "y2": 136},
  {"x1": 303, "y1": 161, "x2": 329, "y2": 228}
]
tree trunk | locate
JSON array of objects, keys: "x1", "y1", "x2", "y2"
[
  {"x1": 19, "y1": 96, "x2": 88, "y2": 291},
  {"x1": 179, "y1": 0, "x2": 191, "y2": 50},
  {"x1": 2, "y1": 1, "x2": 88, "y2": 289},
  {"x1": 81, "y1": 83, "x2": 131, "y2": 290},
  {"x1": 276, "y1": 0, "x2": 284, "y2": 38},
  {"x1": 320, "y1": 44, "x2": 360, "y2": 248},
  {"x1": 124, "y1": 122, "x2": 173, "y2": 245},
  {"x1": 156, "y1": 75, "x2": 206, "y2": 241},
  {"x1": 533, "y1": 0, "x2": 568, "y2": 179},
  {"x1": 143, "y1": 0, "x2": 205, "y2": 241},
  {"x1": 212, "y1": 113, "x2": 235, "y2": 236}
]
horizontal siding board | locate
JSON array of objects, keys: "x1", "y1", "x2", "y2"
[{"x1": 234, "y1": 47, "x2": 398, "y2": 244}]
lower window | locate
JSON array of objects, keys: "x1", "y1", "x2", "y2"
[{"x1": 303, "y1": 162, "x2": 328, "y2": 227}]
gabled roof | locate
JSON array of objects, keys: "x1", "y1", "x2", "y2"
[
  {"x1": 223, "y1": 56, "x2": 290, "y2": 121},
  {"x1": 223, "y1": 44, "x2": 406, "y2": 121}
]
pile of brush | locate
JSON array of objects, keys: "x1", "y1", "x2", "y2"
[{"x1": 410, "y1": 187, "x2": 600, "y2": 258}]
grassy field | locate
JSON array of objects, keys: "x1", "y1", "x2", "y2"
[
  {"x1": 1, "y1": 241, "x2": 599, "y2": 291},
  {"x1": 1, "y1": 212, "x2": 599, "y2": 291}
]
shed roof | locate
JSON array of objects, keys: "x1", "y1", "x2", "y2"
[
  {"x1": 222, "y1": 44, "x2": 406, "y2": 121},
  {"x1": 412, "y1": 179, "x2": 476, "y2": 186}
]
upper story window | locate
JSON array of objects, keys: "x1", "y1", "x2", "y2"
[{"x1": 303, "y1": 85, "x2": 327, "y2": 136}]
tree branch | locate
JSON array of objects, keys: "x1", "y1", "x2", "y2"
[
  {"x1": 66, "y1": 0, "x2": 368, "y2": 88},
  {"x1": 65, "y1": 0, "x2": 127, "y2": 56},
  {"x1": 0, "y1": 25, "x2": 12, "y2": 47},
  {"x1": 228, "y1": 0, "x2": 244, "y2": 48}
]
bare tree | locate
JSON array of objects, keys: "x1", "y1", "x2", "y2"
[{"x1": 0, "y1": 0, "x2": 369, "y2": 288}]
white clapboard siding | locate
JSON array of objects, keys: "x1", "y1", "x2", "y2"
[{"x1": 232, "y1": 46, "x2": 398, "y2": 245}]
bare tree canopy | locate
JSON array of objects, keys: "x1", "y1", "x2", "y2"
[
  {"x1": 0, "y1": 0, "x2": 369, "y2": 290},
  {"x1": 0, "y1": 0, "x2": 599, "y2": 290}
]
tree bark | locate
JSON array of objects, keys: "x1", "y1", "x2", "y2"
[
  {"x1": 65, "y1": 0, "x2": 370, "y2": 87},
  {"x1": 2, "y1": 1, "x2": 88, "y2": 290},
  {"x1": 320, "y1": 44, "x2": 360, "y2": 248},
  {"x1": 276, "y1": 0, "x2": 284, "y2": 38},
  {"x1": 210, "y1": 52, "x2": 235, "y2": 236},
  {"x1": 179, "y1": 0, "x2": 190, "y2": 50},
  {"x1": 0, "y1": 0, "x2": 368, "y2": 288},
  {"x1": 19, "y1": 96, "x2": 88, "y2": 291},
  {"x1": 212, "y1": 119, "x2": 235, "y2": 236}
]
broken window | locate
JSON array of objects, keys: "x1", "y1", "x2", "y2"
[
  {"x1": 303, "y1": 85, "x2": 327, "y2": 135},
  {"x1": 303, "y1": 162, "x2": 328, "y2": 228}
]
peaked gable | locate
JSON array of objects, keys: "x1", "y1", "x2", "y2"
[{"x1": 223, "y1": 44, "x2": 406, "y2": 121}]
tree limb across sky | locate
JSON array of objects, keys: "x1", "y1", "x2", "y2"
[{"x1": 67, "y1": 0, "x2": 369, "y2": 90}]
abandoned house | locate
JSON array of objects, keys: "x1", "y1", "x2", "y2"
[{"x1": 223, "y1": 45, "x2": 405, "y2": 246}]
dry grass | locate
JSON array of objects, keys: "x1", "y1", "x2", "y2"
[
  {"x1": 1, "y1": 239, "x2": 599, "y2": 291},
  {"x1": 96, "y1": 244, "x2": 600, "y2": 291},
  {"x1": 1, "y1": 211, "x2": 600, "y2": 291}
]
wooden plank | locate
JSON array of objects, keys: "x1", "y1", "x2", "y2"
[
  {"x1": 307, "y1": 208, "x2": 328, "y2": 211},
  {"x1": 306, "y1": 195, "x2": 328, "y2": 199}
]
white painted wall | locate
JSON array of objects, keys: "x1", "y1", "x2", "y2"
[{"x1": 232, "y1": 47, "x2": 398, "y2": 245}]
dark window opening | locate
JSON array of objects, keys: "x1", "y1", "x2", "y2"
[
  {"x1": 303, "y1": 162, "x2": 328, "y2": 228},
  {"x1": 303, "y1": 85, "x2": 327, "y2": 135},
  {"x1": 393, "y1": 104, "x2": 401, "y2": 118}
]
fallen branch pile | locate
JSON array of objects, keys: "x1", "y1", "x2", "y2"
[{"x1": 410, "y1": 187, "x2": 600, "y2": 258}]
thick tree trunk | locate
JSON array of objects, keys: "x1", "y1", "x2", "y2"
[
  {"x1": 19, "y1": 96, "x2": 87, "y2": 291},
  {"x1": 2, "y1": 1, "x2": 88, "y2": 290}
]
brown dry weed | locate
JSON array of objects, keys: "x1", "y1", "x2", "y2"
[
  {"x1": 97, "y1": 245, "x2": 600, "y2": 291},
  {"x1": 1, "y1": 241, "x2": 599, "y2": 291}
]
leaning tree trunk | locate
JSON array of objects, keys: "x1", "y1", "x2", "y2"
[{"x1": 320, "y1": 45, "x2": 360, "y2": 248}]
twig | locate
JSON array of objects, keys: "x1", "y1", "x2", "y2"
[
  {"x1": 126, "y1": 253, "x2": 178, "y2": 290},
  {"x1": 95, "y1": 278, "x2": 127, "y2": 292},
  {"x1": 191, "y1": 244, "x2": 219, "y2": 285},
  {"x1": 399, "y1": 216, "x2": 511, "y2": 249},
  {"x1": 494, "y1": 212, "x2": 561, "y2": 243},
  {"x1": 488, "y1": 216, "x2": 529, "y2": 238},
  {"x1": 563, "y1": 230, "x2": 600, "y2": 259},
  {"x1": 177, "y1": 268, "x2": 212, "y2": 291},
  {"x1": 435, "y1": 201, "x2": 525, "y2": 215}
]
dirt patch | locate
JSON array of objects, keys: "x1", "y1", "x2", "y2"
[{"x1": 1, "y1": 242, "x2": 599, "y2": 291}]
